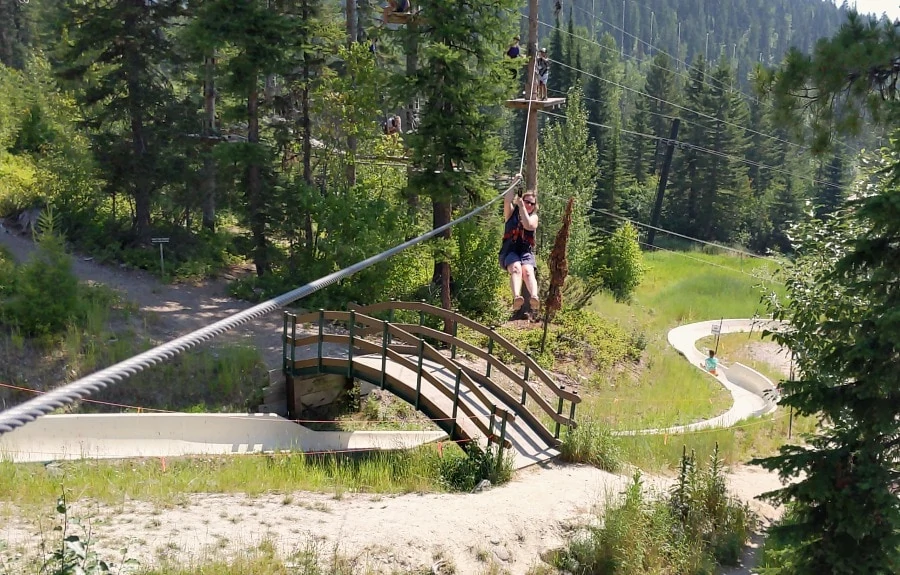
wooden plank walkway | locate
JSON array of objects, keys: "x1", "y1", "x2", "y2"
[{"x1": 354, "y1": 355, "x2": 559, "y2": 470}]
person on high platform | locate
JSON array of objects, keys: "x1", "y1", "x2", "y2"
[
  {"x1": 536, "y1": 47, "x2": 550, "y2": 100},
  {"x1": 506, "y1": 36, "x2": 522, "y2": 79},
  {"x1": 499, "y1": 182, "x2": 540, "y2": 312}
]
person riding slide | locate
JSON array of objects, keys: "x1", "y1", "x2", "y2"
[{"x1": 499, "y1": 184, "x2": 539, "y2": 312}]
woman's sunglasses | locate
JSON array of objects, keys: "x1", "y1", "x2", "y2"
[{"x1": 523, "y1": 199, "x2": 536, "y2": 206}]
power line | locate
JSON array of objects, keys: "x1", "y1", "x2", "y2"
[
  {"x1": 591, "y1": 224, "x2": 784, "y2": 285},
  {"x1": 545, "y1": 51, "x2": 810, "y2": 160},
  {"x1": 540, "y1": 102, "x2": 843, "y2": 191},
  {"x1": 540, "y1": 9, "x2": 861, "y2": 158},
  {"x1": 587, "y1": 206, "x2": 783, "y2": 263}
]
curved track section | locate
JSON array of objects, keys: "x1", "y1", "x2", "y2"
[{"x1": 622, "y1": 318, "x2": 781, "y2": 435}]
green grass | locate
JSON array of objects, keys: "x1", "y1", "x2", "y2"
[
  {"x1": 0, "y1": 447, "x2": 450, "y2": 508},
  {"x1": 573, "y1": 249, "x2": 784, "y2": 432}
]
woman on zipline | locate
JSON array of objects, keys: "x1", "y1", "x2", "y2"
[{"x1": 499, "y1": 185, "x2": 539, "y2": 312}]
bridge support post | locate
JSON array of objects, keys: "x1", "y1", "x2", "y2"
[
  {"x1": 317, "y1": 309, "x2": 325, "y2": 372},
  {"x1": 569, "y1": 401, "x2": 577, "y2": 432},
  {"x1": 381, "y1": 322, "x2": 389, "y2": 389},
  {"x1": 451, "y1": 369, "x2": 461, "y2": 437},
  {"x1": 282, "y1": 312, "x2": 289, "y2": 373},
  {"x1": 415, "y1": 337, "x2": 425, "y2": 409},
  {"x1": 348, "y1": 310, "x2": 356, "y2": 379},
  {"x1": 554, "y1": 397, "x2": 564, "y2": 439},
  {"x1": 290, "y1": 313, "x2": 297, "y2": 370},
  {"x1": 497, "y1": 412, "x2": 509, "y2": 467}
]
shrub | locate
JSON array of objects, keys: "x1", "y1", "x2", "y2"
[
  {"x1": 553, "y1": 445, "x2": 754, "y2": 575},
  {"x1": 598, "y1": 222, "x2": 644, "y2": 302},
  {"x1": 560, "y1": 419, "x2": 621, "y2": 472},
  {"x1": 0, "y1": 209, "x2": 79, "y2": 337},
  {"x1": 438, "y1": 442, "x2": 513, "y2": 492}
]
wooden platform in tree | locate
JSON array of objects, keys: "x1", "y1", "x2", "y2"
[
  {"x1": 504, "y1": 97, "x2": 567, "y2": 111},
  {"x1": 383, "y1": 10, "x2": 418, "y2": 24}
]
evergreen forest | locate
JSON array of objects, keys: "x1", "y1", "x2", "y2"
[{"x1": 0, "y1": 0, "x2": 877, "y2": 318}]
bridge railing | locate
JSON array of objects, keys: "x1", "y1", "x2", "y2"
[
  {"x1": 283, "y1": 310, "x2": 516, "y2": 449},
  {"x1": 350, "y1": 301, "x2": 580, "y2": 437}
]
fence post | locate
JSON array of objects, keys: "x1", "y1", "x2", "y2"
[
  {"x1": 451, "y1": 370, "x2": 461, "y2": 437},
  {"x1": 521, "y1": 353, "x2": 530, "y2": 405},
  {"x1": 486, "y1": 327, "x2": 496, "y2": 378},
  {"x1": 415, "y1": 336, "x2": 425, "y2": 410},
  {"x1": 290, "y1": 313, "x2": 297, "y2": 369},
  {"x1": 317, "y1": 309, "x2": 324, "y2": 372},
  {"x1": 569, "y1": 399, "x2": 577, "y2": 431},
  {"x1": 554, "y1": 397, "x2": 564, "y2": 439},
  {"x1": 450, "y1": 309, "x2": 459, "y2": 359},
  {"x1": 387, "y1": 298, "x2": 396, "y2": 344},
  {"x1": 282, "y1": 312, "x2": 289, "y2": 373},
  {"x1": 497, "y1": 411, "x2": 509, "y2": 467},
  {"x1": 381, "y1": 321, "x2": 389, "y2": 389},
  {"x1": 348, "y1": 310, "x2": 356, "y2": 379},
  {"x1": 419, "y1": 299, "x2": 426, "y2": 327}
]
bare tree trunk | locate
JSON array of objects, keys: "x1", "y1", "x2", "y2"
[
  {"x1": 247, "y1": 82, "x2": 269, "y2": 276},
  {"x1": 126, "y1": 0, "x2": 151, "y2": 245},
  {"x1": 345, "y1": 0, "x2": 357, "y2": 186},
  {"x1": 431, "y1": 199, "x2": 453, "y2": 331},
  {"x1": 201, "y1": 54, "x2": 217, "y2": 232}
]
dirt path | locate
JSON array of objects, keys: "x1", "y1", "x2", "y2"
[
  {"x1": 0, "y1": 463, "x2": 785, "y2": 575},
  {"x1": 0, "y1": 229, "x2": 288, "y2": 368}
]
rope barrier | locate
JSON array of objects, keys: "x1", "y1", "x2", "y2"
[{"x1": 0, "y1": 176, "x2": 521, "y2": 437}]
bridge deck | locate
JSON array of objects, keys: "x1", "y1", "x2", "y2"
[{"x1": 354, "y1": 355, "x2": 559, "y2": 470}]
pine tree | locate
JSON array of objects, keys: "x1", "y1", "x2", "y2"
[
  {"x1": 584, "y1": 33, "x2": 624, "y2": 221},
  {"x1": 187, "y1": 0, "x2": 295, "y2": 275},
  {"x1": 753, "y1": 12, "x2": 900, "y2": 573},
  {"x1": 56, "y1": 0, "x2": 184, "y2": 245},
  {"x1": 538, "y1": 87, "x2": 598, "y2": 276},
  {"x1": 626, "y1": 96, "x2": 652, "y2": 184},
  {"x1": 0, "y1": 0, "x2": 30, "y2": 69},
  {"x1": 644, "y1": 52, "x2": 678, "y2": 173},
  {"x1": 405, "y1": 0, "x2": 516, "y2": 322},
  {"x1": 814, "y1": 149, "x2": 848, "y2": 220}
]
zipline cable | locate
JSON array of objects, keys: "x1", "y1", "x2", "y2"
[{"x1": 0, "y1": 175, "x2": 522, "y2": 437}]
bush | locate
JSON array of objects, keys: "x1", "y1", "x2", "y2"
[
  {"x1": 494, "y1": 307, "x2": 640, "y2": 372},
  {"x1": 438, "y1": 442, "x2": 513, "y2": 492},
  {"x1": 553, "y1": 445, "x2": 754, "y2": 575},
  {"x1": 560, "y1": 419, "x2": 621, "y2": 472},
  {"x1": 0, "y1": 211, "x2": 79, "y2": 337},
  {"x1": 598, "y1": 222, "x2": 645, "y2": 302}
]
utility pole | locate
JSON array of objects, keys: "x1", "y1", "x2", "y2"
[
  {"x1": 647, "y1": 118, "x2": 679, "y2": 248},
  {"x1": 524, "y1": 0, "x2": 539, "y2": 194},
  {"x1": 346, "y1": 0, "x2": 358, "y2": 186}
]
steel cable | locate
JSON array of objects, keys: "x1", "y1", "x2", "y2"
[{"x1": 0, "y1": 176, "x2": 521, "y2": 436}]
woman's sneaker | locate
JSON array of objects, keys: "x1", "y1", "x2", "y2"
[{"x1": 512, "y1": 296, "x2": 524, "y2": 311}]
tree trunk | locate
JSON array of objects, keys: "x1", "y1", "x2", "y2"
[
  {"x1": 126, "y1": 0, "x2": 151, "y2": 245},
  {"x1": 346, "y1": 0, "x2": 357, "y2": 187},
  {"x1": 247, "y1": 82, "x2": 269, "y2": 276},
  {"x1": 431, "y1": 199, "x2": 452, "y2": 332},
  {"x1": 201, "y1": 54, "x2": 217, "y2": 232}
]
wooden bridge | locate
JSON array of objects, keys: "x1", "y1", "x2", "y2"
[{"x1": 280, "y1": 301, "x2": 581, "y2": 469}]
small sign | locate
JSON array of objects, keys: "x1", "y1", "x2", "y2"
[
  {"x1": 710, "y1": 323, "x2": 721, "y2": 335},
  {"x1": 152, "y1": 237, "x2": 170, "y2": 243}
]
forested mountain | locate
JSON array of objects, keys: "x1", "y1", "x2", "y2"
[
  {"x1": 539, "y1": 0, "x2": 851, "y2": 89},
  {"x1": 0, "y1": 0, "x2": 880, "y2": 318}
]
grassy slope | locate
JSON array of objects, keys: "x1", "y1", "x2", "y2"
[{"x1": 579, "y1": 250, "x2": 783, "y2": 431}]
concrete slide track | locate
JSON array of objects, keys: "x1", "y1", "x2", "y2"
[{"x1": 0, "y1": 319, "x2": 781, "y2": 464}]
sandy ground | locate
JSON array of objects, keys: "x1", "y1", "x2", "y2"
[
  {"x1": 0, "y1": 229, "x2": 789, "y2": 574},
  {"x1": 0, "y1": 462, "x2": 786, "y2": 574}
]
